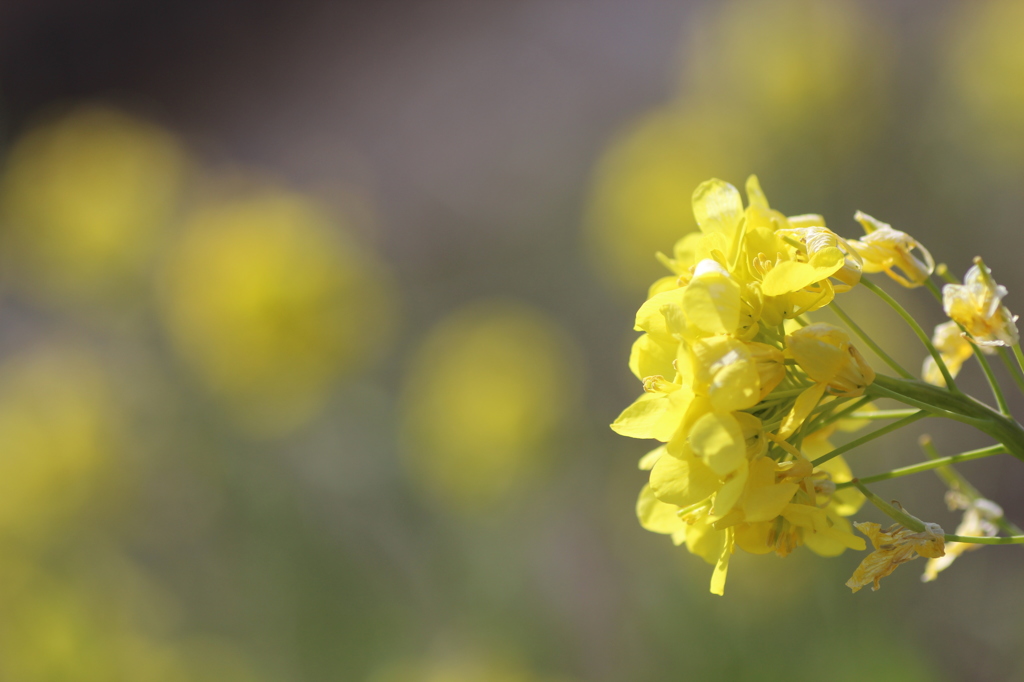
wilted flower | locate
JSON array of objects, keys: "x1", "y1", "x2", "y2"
[
  {"x1": 943, "y1": 258, "x2": 1019, "y2": 347},
  {"x1": 848, "y1": 211, "x2": 934, "y2": 287},
  {"x1": 847, "y1": 520, "x2": 945, "y2": 592}
]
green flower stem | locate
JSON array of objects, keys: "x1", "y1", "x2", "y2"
[
  {"x1": 867, "y1": 382, "x2": 981, "y2": 426},
  {"x1": 970, "y1": 340, "x2": 1011, "y2": 415},
  {"x1": 920, "y1": 436, "x2": 1024, "y2": 537},
  {"x1": 834, "y1": 444, "x2": 1005, "y2": 489},
  {"x1": 810, "y1": 411, "x2": 927, "y2": 467},
  {"x1": 925, "y1": 279, "x2": 1011, "y2": 415},
  {"x1": 1013, "y1": 344, "x2": 1024, "y2": 381},
  {"x1": 847, "y1": 409, "x2": 921, "y2": 420},
  {"x1": 869, "y1": 374, "x2": 1024, "y2": 462},
  {"x1": 830, "y1": 300, "x2": 914, "y2": 379},
  {"x1": 935, "y1": 264, "x2": 958, "y2": 285},
  {"x1": 850, "y1": 479, "x2": 928, "y2": 532},
  {"x1": 861, "y1": 277, "x2": 959, "y2": 392},
  {"x1": 944, "y1": 534, "x2": 1024, "y2": 545},
  {"x1": 998, "y1": 348, "x2": 1024, "y2": 393},
  {"x1": 816, "y1": 395, "x2": 874, "y2": 426}
]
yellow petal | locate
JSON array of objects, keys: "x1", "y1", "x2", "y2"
[
  {"x1": 638, "y1": 445, "x2": 666, "y2": 471},
  {"x1": 689, "y1": 411, "x2": 746, "y2": 475},
  {"x1": 634, "y1": 287, "x2": 687, "y2": 338},
  {"x1": 777, "y1": 383, "x2": 827, "y2": 439},
  {"x1": 683, "y1": 268, "x2": 742, "y2": 335},
  {"x1": 649, "y1": 447, "x2": 720, "y2": 508},
  {"x1": 692, "y1": 179, "x2": 743, "y2": 242},
  {"x1": 710, "y1": 459, "x2": 749, "y2": 519},
  {"x1": 628, "y1": 333, "x2": 677, "y2": 381},
  {"x1": 760, "y1": 248, "x2": 845, "y2": 296},
  {"x1": 745, "y1": 175, "x2": 769, "y2": 210},
  {"x1": 692, "y1": 336, "x2": 760, "y2": 412},
  {"x1": 709, "y1": 527, "x2": 734, "y2": 596},
  {"x1": 610, "y1": 390, "x2": 689, "y2": 442},
  {"x1": 636, "y1": 484, "x2": 686, "y2": 535}
]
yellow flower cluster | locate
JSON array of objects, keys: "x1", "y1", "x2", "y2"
[{"x1": 612, "y1": 176, "x2": 935, "y2": 594}]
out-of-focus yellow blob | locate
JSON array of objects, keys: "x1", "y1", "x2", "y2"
[
  {"x1": 684, "y1": 0, "x2": 885, "y2": 144},
  {"x1": 160, "y1": 189, "x2": 397, "y2": 437},
  {"x1": 942, "y1": 0, "x2": 1024, "y2": 164},
  {"x1": 0, "y1": 106, "x2": 187, "y2": 304},
  {"x1": 0, "y1": 572, "x2": 263, "y2": 682},
  {"x1": 369, "y1": 655, "x2": 570, "y2": 682},
  {"x1": 0, "y1": 347, "x2": 117, "y2": 539},
  {"x1": 585, "y1": 106, "x2": 753, "y2": 294},
  {"x1": 584, "y1": 0, "x2": 886, "y2": 295},
  {"x1": 400, "y1": 301, "x2": 577, "y2": 511}
]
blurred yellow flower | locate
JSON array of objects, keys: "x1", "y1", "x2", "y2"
[
  {"x1": 400, "y1": 301, "x2": 576, "y2": 511},
  {"x1": 922, "y1": 492, "x2": 1001, "y2": 583},
  {"x1": 0, "y1": 106, "x2": 187, "y2": 305},
  {"x1": 942, "y1": 258, "x2": 1019, "y2": 348},
  {"x1": 0, "y1": 347, "x2": 118, "y2": 538},
  {"x1": 922, "y1": 320, "x2": 975, "y2": 387},
  {"x1": 847, "y1": 520, "x2": 945, "y2": 593},
  {"x1": 584, "y1": 106, "x2": 755, "y2": 294},
  {"x1": 942, "y1": 0, "x2": 1024, "y2": 165},
  {"x1": 683, "y1": 0, "x2": 887, "y2": 150},
  {"x1": 160, "y1": 188, "x2": 397, "y2": 436}
]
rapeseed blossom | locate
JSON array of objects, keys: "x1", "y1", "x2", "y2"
[
  {"x1": 922, "y1": 320, "x2": 976, "y2": 387},
  {"x1": 614, "y1": 176, "x2": 889, "y2": 594},
  {"x1": 942, "y1": 258, "x2": 1019, "y2": 348}
]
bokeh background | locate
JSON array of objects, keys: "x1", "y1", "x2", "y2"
[{"x1": 1, "y1": 1, "x2": 1023, "y2": 680}]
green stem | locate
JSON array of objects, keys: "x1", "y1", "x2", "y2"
[
  {"x1": 998, "y1": 348, "x2": 1024, "y2": 393},
  {"x1": 830, "y1": 300, "x2": 914, "y2": 379},
  {"x1": 920, "y1": 436, "x2": 1023, "y2": 536},
  {"x1": 835, "y1": 444, "x2": 1005, "y2": 489},
  {"x1": 867, "y1": 382, "x2": 983, "y2": 427},
  {"x1": 944, "y1": 534, "x2": 1024, "y2": 545},
  {"x1": 861, "y1": 277, "x2": 959, "y2": 392},
  {"x1": 850, "y1": 479, "x2": 928, "y2": 532},
  {"x1": 847, "y1": 409, "x2": 921, "y2": 420},
  {"x1": 970, "y1": 339, "x2": 1011, "y2": 416},
  {"x1": 810, "y1": 411, "x2": 927, "y2": 466},
  {"x1": 1013, "y1": 344, "x2": 1024, "y2": 381},
  {"x1": 870, "y1": 374, "x2": 1024, "y2": 462}
]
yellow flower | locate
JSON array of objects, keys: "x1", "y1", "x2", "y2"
[
  {"x1": 160, "y1": 188, "x2": 397, "y2": 436},
  {"x1": 787, "y1": 323, "x2": 875, "y2": 396},
  {"x1": 848, "y1": 211, "x2": 934, "y2": 287},
  {"x1": 0, "y1": 106, "x2": 187, "y2": 305},
  {"x1": 846, "y1": 520, "x2": 945, "y2": 592},
  {"x1": 401, "y1": 302, "x2": 576, "y2": 512},
  {"x1": 943, "y1": 258, "x2": 1019, "y2": 348},
  {"x1": 779, "y1": 323, "x2": 875, "y2": 438},
  {"x1": 922, "y1": 320, "x2": 976, "y2": 387},
  {"x1": 922, "y1": 492, "x2": 1002, "y2": 582}
]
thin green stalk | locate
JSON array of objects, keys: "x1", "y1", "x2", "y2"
[
  {"x1": 998, "y1": 348, "x2": 1024, "y2": 393},
  {"x1": 920, "y1": 436, "x2": 1023, "y2": 536},
  {"x1": 847, "y1": 409, "x2": 921, "y2": 420},
  {"x1": 835, "y1": 444, "x2": 1005, "y2": 489},
  {"x1": 850, "y1": 479, "x2": 928, "y2": 532},
  {"x1": 1013, "y1": 344, "x2": 1024, "y2": 382},
  {"x1": 818, "y1": 395, "x2": 874, "y2": 426},
  {"x1": 944, "y1": 534, "x2": 1024, "y2": 545},
  {"x1": 830, "y1": 300, "x2": 914, "y2": 379},
  {"x1": 861, "y1": 277, "x2": 959, "y2": 391},
  {"x1": 810, "y1": 411, "x2": 927, "y2": 466},
  {"x1": 970, "y1": 339, "x2": 1011, "y2": 415}
]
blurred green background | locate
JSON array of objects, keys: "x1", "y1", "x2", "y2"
[{"x1": 0, "y1": 1, "x2": 1023, "y2": 680}]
